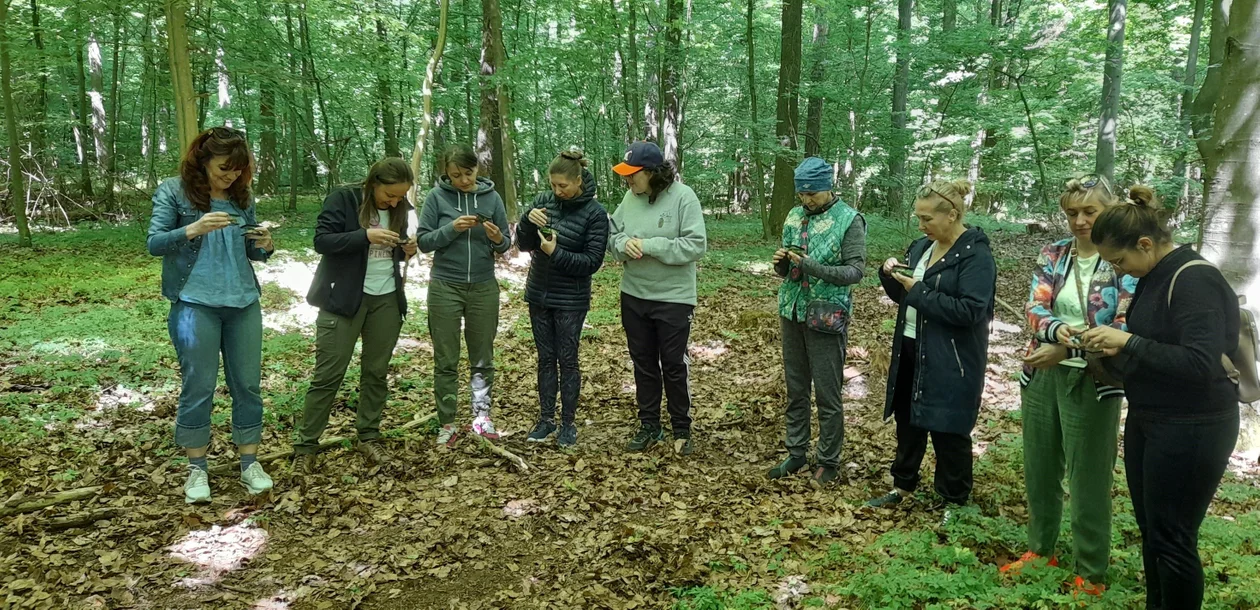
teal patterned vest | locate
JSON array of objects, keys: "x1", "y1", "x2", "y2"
[{"x1": 777, "y1": 198, "x2": 859, "y2": 323}]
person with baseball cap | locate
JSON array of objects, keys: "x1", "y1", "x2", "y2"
[{"x1": 608, "y1": 142, "x2": 708, "y2": 455}]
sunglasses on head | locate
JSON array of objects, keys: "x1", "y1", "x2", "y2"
[
  {"x1": 916, "y1": 184, "x2": 960, "y2": 211},
  {"x1": 210, "y1": 126, "x2": 244, "y2": 139},
  {"x1": 1076, "y1": 173, "x2": 1113, "y2": 196}
]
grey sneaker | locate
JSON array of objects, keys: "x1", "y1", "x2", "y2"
[
  {"x1": 557, "y1": 423, "x2": 578, "y2": 448},
  {"x1": 240, "y1": 462, "x2": 274, "y2": 495},
  {"x1": 184, "y1": 466, "x2": 211, "y2": 504}
]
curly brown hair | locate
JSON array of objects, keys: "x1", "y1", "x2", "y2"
[{"x1": 180, "y1": 127, "x2": 254, "y2": 212}]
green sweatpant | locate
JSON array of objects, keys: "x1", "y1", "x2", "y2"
[
  {"x1": 1020, "y1": 365, "x2": 1121, "y2": 583},
  {"x1": 295, "y1": 294, "x2": 403, "y2": 454},
  {"x1": 427, "y1": 278, "x2": 500, "y2": 424}
]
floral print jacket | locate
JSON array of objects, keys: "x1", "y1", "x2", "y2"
[{"x1": 1021, "y1": 237, "x2": 1137, "y2": 399}]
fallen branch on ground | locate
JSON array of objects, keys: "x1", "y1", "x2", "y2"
[
  {"x1": 0, "y1": 486, "x2": 104, "y2": 518},
  {"x1": 208, "y1": 412, "x2": 438, "y2": 475},
  {"x1": 477, "y1": 436, "x2": 530, "y2": 472},
  {"x1": 995, "y1": 296, "x2": 1023, "y2": 320},
  {"x1": 43, "y1": 508, "x2": 121, "y2": 530}
]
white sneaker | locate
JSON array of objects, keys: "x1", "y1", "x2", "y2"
[
  {"x1": 472, "y1": 416, "x2": 500, "y2": 440},
  {"x1": 239, "y1": 462, "x2": 273, "y2": 495},
  {"x1": 184, "y1": 466, "x2": 211, "y2": 504}
]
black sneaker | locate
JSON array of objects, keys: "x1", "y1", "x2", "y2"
[
  {"x1": 809, "y1": 465, "x2": 839, "y2": 489},
  {"x1": 626, "y1": 427, "x2": 665, "y2": 452},
  {"x1": 866, "y1": 489, "x2": 908, "y2": 508},
  {"x1": 557, "y1": 423, "x2": 578, "y2": 448},
  {"x1": 767, "y1": 456, "x2": 808, "y2": 479},
  {"x1": 673, "y1": 431, "x2": 694, "y2": 456},
  {"x1": 526, "y1": 420, "x2": 557, "y2": 443}
]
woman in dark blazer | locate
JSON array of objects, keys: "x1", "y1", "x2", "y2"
[
  {"x1": 293, "y1": 158, "x2": 416, "y2": 473},
  {"x1": 866, "y1": 179, "x2": 997, "y2": 528}
]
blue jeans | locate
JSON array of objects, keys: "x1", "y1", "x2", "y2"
[{"x1": 167, "y1": 300, "x2": 264, "y2": 448}]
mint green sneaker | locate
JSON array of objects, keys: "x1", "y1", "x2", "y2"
[
  {"x1": 184, "y1": 466, "x2": 211, "y2": 504},
  {"x1": 239, "y1": 462, "x2": 273, "y2": 495}
]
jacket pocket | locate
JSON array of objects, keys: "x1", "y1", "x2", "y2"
[{"x1": 950, "y1": 338, "x2": 965, "y2": 378}]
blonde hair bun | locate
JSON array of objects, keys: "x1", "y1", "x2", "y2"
[{"x1": 1127, "y1": 185, "x2": 1159, "y2": 210}]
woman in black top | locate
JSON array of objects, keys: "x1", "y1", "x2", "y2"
[
  {"x1": 517, "y1": 148, "x2": 610, "y2": 447},
  {"x1": 1081, "y1": 185, "x2": 1240, "y2": 610},
  {"x1": 294, "y1": 158, "x2": 416, "y2": 473}
]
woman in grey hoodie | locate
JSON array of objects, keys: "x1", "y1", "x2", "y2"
[{"x1": 417, "y1": 144, "x2": 513, "y2": 446}]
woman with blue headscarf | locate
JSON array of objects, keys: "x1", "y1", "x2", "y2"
[{"x1": 768, "y1": 157, "x2": 867, "y2": 488}]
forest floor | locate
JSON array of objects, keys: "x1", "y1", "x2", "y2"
[{"x1": 2, "y1": 205, "x2": 1259, "y2": 610}]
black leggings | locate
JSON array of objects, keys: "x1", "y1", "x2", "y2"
[
  {"x1": 1125, "y1": 409, "x2": 1238, "y2": 610},
  {"x1": 530, "y1": 304, "x2": 588, "y2": 425}
]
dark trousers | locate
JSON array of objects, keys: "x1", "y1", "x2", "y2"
[
  {"x1": 890, "y1": 337, "x2": 973, "y2": 505},
  {"x1": 1125, "y1": 409, "x2": 1238, "y2": 610},
  {"x1": 781, "y1": 317, "x2": 847, "y2": 467},
  {"x1": 530, "y1": 304, "x2": 587, "y2": 425},
  {"x1": 621, "y1": 292, "x2": 694, "y2": 434}
]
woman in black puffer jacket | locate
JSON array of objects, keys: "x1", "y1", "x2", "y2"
[{"x1": 518, "y1": 147, "x2": 610, "y2": 447}]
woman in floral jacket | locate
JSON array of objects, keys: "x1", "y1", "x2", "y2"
[
  {"x1": 1006, "y1": 175, "x2": 1136, "y2": 596},
  {"x1": 767, "y1": 157, "x2": 866, "y2": 488}
]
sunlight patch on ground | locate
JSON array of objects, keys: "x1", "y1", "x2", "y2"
[
  {"x1": 990, "y1": 319, "x2": 1022, "y2": 336},
  {"x1": 75, "y1": 385, "x2": 152, "y2": 431},
  {"x1": 251, "y1": 592, "x2": 293, "y2": 610},
  {"x1": 742, "y1": 261, "x2": 773, "y2": 274},
  {"x1": 168, "y1": 521, "x2": 269, "y2": 588},
  {"x1": 30, "y1": 338, "x2": 114, "y2": 359},
  {"x1": 843, "y1": 371, "x2": 870, "y2": 400},
  {"x1": 254, "y1": 256, "x2": 320, "y2": 333},
  {"x1": 689, "y1": 340, "x2": 728, "y2": 362}
]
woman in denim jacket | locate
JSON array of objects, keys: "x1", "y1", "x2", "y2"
[{"x1": 146, "y1": 127, "x2": 274, "y2": 504}]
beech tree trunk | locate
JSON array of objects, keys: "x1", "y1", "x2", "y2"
[
  {"x1": 1, "y1": 0, "x2": 31, "y2": 247},
  {"x1": 746, "y1": 0, "x2": 769, "y2": 238},
  {"x1": 1173, "y1": 0, "x2": 1206, "y2": 207},
  {"x1": 767, "y1": 0, "x2": 803, "y2": 235},
  {"x1": 1093, "y1": 0, "x2": 1127, "y2": 183},
  {"x1": 886, "y1": 0, "x2": 912, "y2": 211},
  {"x1": 409, "y1": 0, "x2": 449, "y2": 206},
  {"x1": 165, "y1": 0, "x2": 200, "y2": 156},
  {"x1": 660, "y1": 0, "x2": 684, "y2": 168},
  {"x1": 803, "y1": 4, "x2": 828, "y2": 158}
]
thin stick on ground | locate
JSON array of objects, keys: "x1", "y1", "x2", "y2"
[
  {"x1": 208, "y1": 412, "x2": 439, "y2": 475},
  {"x1": 477, "y1": 436, "x2": 530, "y2": 472},
  {"x1": 0, "y1": 486, "x2": 104, "y2": 518},
  {"x1": 994, "y1": 296, "x2": 1023, "y2": 320}
]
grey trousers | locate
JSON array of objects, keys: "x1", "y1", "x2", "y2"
[{"x1": 781, "y1": 316, "x2": 847, "y2": 467}]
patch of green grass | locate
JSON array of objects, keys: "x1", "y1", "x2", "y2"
[{"x1": 671, "y1": 586, "x2": 774, "y2": 610}]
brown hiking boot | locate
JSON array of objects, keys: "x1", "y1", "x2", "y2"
[
  {"x1": 293, "y1": 453, "x2": 317, "y2": 475},
  {"x1": 357, "y1": 442, "x2": 391, "y2": 466}
]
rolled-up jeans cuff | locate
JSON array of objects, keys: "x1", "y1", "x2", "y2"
[
  {"x1": 231, "y1": 421, "x2": 263, "y2": 446},
  {"x1": 174, "y1": 423, "x2": 212, "y2": 449}
]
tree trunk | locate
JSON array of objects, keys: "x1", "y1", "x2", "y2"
[
  {"x1": 300, "y1": 4, "x2": 338, "y2": 189},
  {"x1": 886, "y1": 0, "x2": 913, "y2": 211},
  {"x1": 1, "y1": 0, "x2": 31, "y2": 247},
  {"x1": 74, "y1": 8, "x2": 95, "y2": 199},
  {"x1": 257, "y1": 85, "x2": 277, "y2": 194},
  {"x1": 767, "y1": 0, "x2": 803, "y2": 235},
  {"x1": 166, "y1": 0, "x2": 200, "y2": 156},
  {"x1": 105, "y1": 9, "x2": 128, "y2": 210},
  {"x1": 746, "y1": 0, "x2": 770, "y2": 238},
  {"x1": 1093, "y1": 0, "x2": 1127, "y2": 183},
  {"x1": 377, "y1": 14, "x2": 400, "y2": 158},
  {"x1": 194, "y1": 0, "x2": 213, "y2": 131},
  {"x1": 1200, "y1": 0, "x2": 1260, "y2": 305},
  {"x1": 28, "y1": 0, "x2": 47, "y2": 165},
  {"x1": 1173, "y1": 0, "x2": 1206, "y2": 207},
  {"x1": 478, "y1": 0, "x2": 516, "y2": 216},
  {"x1": 803, "y1": 4, "x2": 828, "y2": 158},
  {"x1": 141, "y1": 10, "x2": 157, "y2": 189},
  {"x1": 627, "y1": 0, "x2": 643, "y2": 139},
  {"x1": 943, "y1": 0, "x2": 957, "y2": 32},
  {"x1": 88, "y1": 34, "x2": 108, "y2": 172},
  {"x1": 410, "y1": 0, "x2": 449, "y2": 206},
  {"x1": 660, "y1": 0, "x2": 684, "y2": 168}
]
